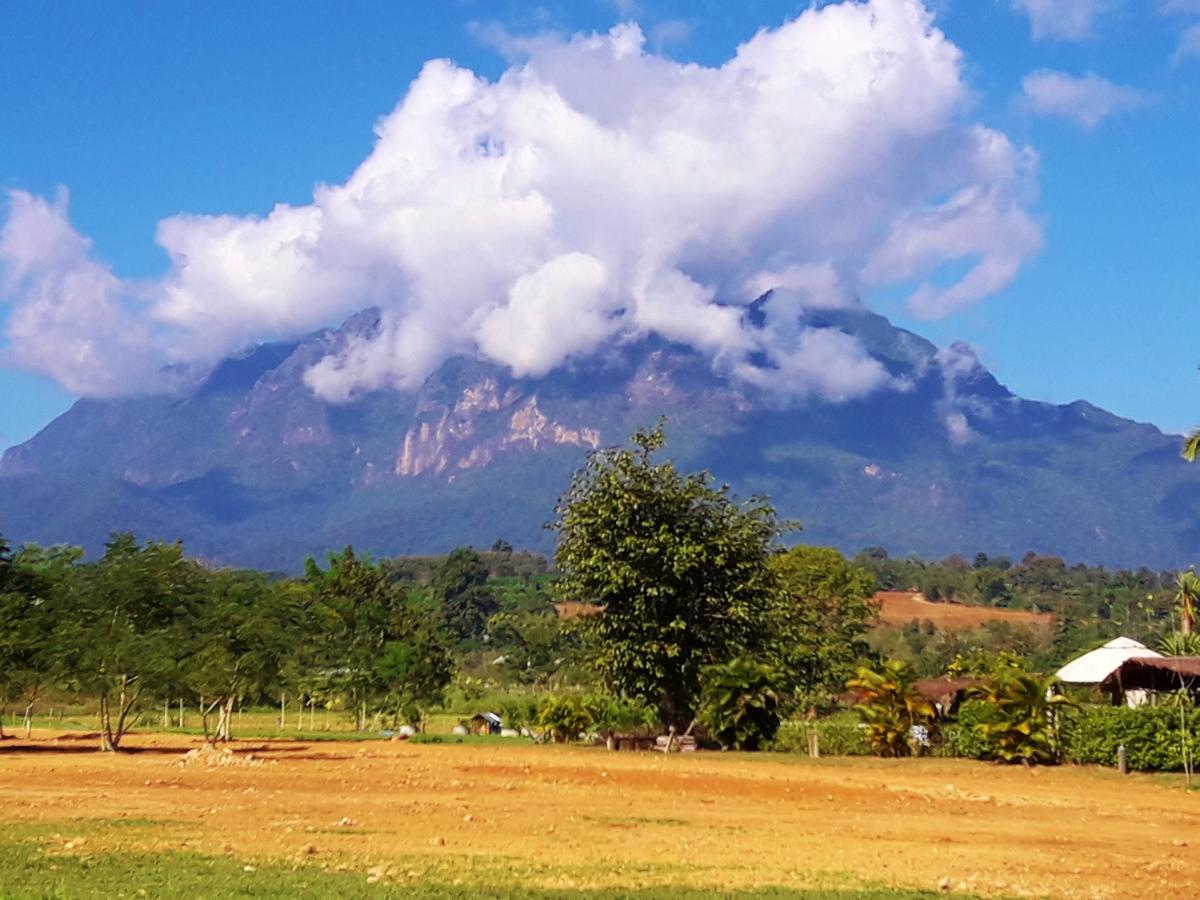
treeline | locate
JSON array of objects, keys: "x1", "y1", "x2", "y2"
[
  {"x1": 855, "y1": 547, "x2": 1176, "y2": 622},
  {"x1": 855, "y1": 547, "x2": 1183, "y2": 677},
  {"x1": 2, "y1": 425, "x2": 889, "y2": 754},
  {"x1": 9, "y1": 423, "x2": 1190, "y2": 755},
  {"x1": 0, "y1": 533, "x2": 572, "y2": 750}
]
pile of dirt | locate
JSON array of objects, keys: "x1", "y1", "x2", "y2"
[{"x1": 178, "y1": 743, "x2": 267, "y2": 768}]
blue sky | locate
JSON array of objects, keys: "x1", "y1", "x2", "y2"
[{"x1": 1, "y1": 0, "x2": 1198, "y2": 449}]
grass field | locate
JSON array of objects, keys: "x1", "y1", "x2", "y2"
[{"x1": 3, "y1": 730, "x2": 1199, "y2": 898}]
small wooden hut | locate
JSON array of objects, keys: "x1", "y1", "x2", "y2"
[{"x1": 468, "y1": 712, "x2": 503, "y2": 735}]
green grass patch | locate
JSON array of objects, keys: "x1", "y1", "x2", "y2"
[{"x1": 0, "y1": 830, "x2": 970, "y2": 899}]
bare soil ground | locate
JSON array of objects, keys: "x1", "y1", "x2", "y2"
[
  {"x1": 2, "y1": 730, "x2": 1197, "y2": 898},
  {"x1": 875, "y1": 592, "x2": 1054, "y2": 632}
]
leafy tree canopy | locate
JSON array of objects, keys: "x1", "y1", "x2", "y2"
[
  {"x1": 552, "y1": 424, "x2": 785, "y2": 727},
  {"x1": 432, "y1": 547, "x2": 499, "y2": 643},
  {"x1": 767, "y1": 545, "x2": 876, "y2": 710}
]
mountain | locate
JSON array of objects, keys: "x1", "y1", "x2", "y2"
[{"x1": 3, "y1": 306, "x2": 1200, "y2": 571}]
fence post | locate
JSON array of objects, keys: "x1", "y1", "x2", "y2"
[{"x1": 1117, "y1": 743, "x2": 1127, "y2": 775}]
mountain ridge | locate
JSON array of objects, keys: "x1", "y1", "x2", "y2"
[{"x1": 3, "y1": 306, "x2": 1198, "y2": 571}]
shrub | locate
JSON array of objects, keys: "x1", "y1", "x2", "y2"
[
  {"x1": 536, "y1": 694, "x2": 593, "y2": 743},
  {"x1": 1062, "y1": 704, "x2": 1200, "y2": 771},
  {"x1": 699, "y1": 657, "x2": 784, "y2": 751},
  {"x1": 772, "y1": 711, "x2": 869, "y2": 756},
  {"x1": 498, "y1": 696, "x2": 539, "y2": 732},
  {"x1": 935, "y1": 700, "x2": 1001, "y2": 760},
  {"x1": 586, "y1": 692, "x2": 657, "y2": 737}
]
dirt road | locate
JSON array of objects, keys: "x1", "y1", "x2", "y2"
[{"x1": 2, "y1": 731, "x2": 1197, "y2": 897}]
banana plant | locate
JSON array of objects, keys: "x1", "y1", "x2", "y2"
[
  {"x1": 970, "y1": 671, "x2": 1073, "y2": 765},
  {"x1": 699, "y1": 657, "x2": 784, "y2": 751},
  {"x1": 847, "y1": 659, "x2": 935, "y2": 757}
]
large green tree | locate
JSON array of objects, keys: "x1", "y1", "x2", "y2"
[
  {"x1": 185, "y1": 572, "x2": 316, "y2": 742},
  {"x1": 56, "y1": 534, "x2": 203, "y2": 750},
  {"x1": 0, "y1": 537, "x2": 70, "y2": 738},
  {"x1": 768, "y1": 545, "x2": 876, "y2": 710},
  {"x1": 552, "y1": 425, "x2": 783, "y2": 727},
  {"x1": 306, "y1": 547, "x2": 450, "y2": 730},
  {"x1": 432, "y1": 547, "x2": 499, "y2": 643}
]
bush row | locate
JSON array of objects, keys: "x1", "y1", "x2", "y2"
[
  {"x1": 785, "y1": 703, "x2": 1200, "y2": 772},
  {"x1": 1060, "y1": 705, "x2": 1200, "y2": 771}
]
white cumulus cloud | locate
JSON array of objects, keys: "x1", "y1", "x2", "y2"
[
  {"x1": 0, "y1": 190, "x2": 177, "y2": 396},
  {"x1": 1021, "y1": 69, "x2": 1149, "y2": 128},
  {"x1": 0, "y1": 0, "x2": 1041, "y2": 403}
]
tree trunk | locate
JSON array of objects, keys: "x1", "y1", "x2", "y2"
[
  {"x1": 200, "y1": 697, "x2": 222, "y2": 744},
  {"x1": 99, "y1": 694, "x2": 115, "y2": 752},
  {"x1": 23, "y1": 700, "x2": 33, "y2": 739},
  {"x1": 212, "y1": 697, "x2": 231, "y2": 742},
  {"x1": 110, "y1": 675, "x2": 142, "y2": 750},
  {"x1": 1182, "y1": 605, "x2": 1195, "y2": 635},
  {"x1": 218, "y1": 696, "x2": 235, "y2": 742},
  {"x1": 280, "y1": 692, "x2": 286, "y2": 729}
]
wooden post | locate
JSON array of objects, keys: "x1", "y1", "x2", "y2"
[
  {"x1": 280, "y1": 692, "x2": 286, "y2": 729},
  {"x1": 808, "y1": 729, "x2": 821, "y2": 759},
  {"x1": 163, "y1": 699, "x2": 170, "y2": 730},
  {"x1": 1117, "y1": 744, "x2": 1127, "y2": 775},
  {"x1": 179, "y1": 698, "x2": 184, "y2": 730}
]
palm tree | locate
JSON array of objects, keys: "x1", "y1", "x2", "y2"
[
  {"x1": 1175, "y1": 568, "x2": 1200, "y2": 636},
  {"x1": 1159, "y1": 631, "x2": 1200, "y2": 657}
]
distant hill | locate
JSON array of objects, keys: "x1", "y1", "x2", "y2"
[{"x1": 4, "y1": 304, "x2": 1200, "y2": 571}]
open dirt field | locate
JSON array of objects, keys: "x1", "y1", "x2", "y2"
[
  {"x1": 875, "y1": 592, "x2": 1055, "y2": 632},
  {"x1": 1, "y1": 730, "x2": 1197, "y2": 898}
]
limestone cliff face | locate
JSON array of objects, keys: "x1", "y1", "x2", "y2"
[{"x1": 394, "y1": 380, "x2": 600, "y2": 479}]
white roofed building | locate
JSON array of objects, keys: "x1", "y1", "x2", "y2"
[{"x1": 1056, "y1": 637, "x2": 1162, "y2": 706}]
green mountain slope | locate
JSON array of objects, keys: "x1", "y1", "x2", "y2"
[{"x1": 3, "y1": 307, "x2": 1198, "y2": 570}]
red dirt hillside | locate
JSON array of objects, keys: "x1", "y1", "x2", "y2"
[{"x1": 874, "y1": 591, "x2": 1054, "y2": 631}]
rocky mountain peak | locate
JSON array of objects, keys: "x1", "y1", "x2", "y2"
[{"x1": 3, "y1": 306, "x2": 1198, "y2": 570}]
